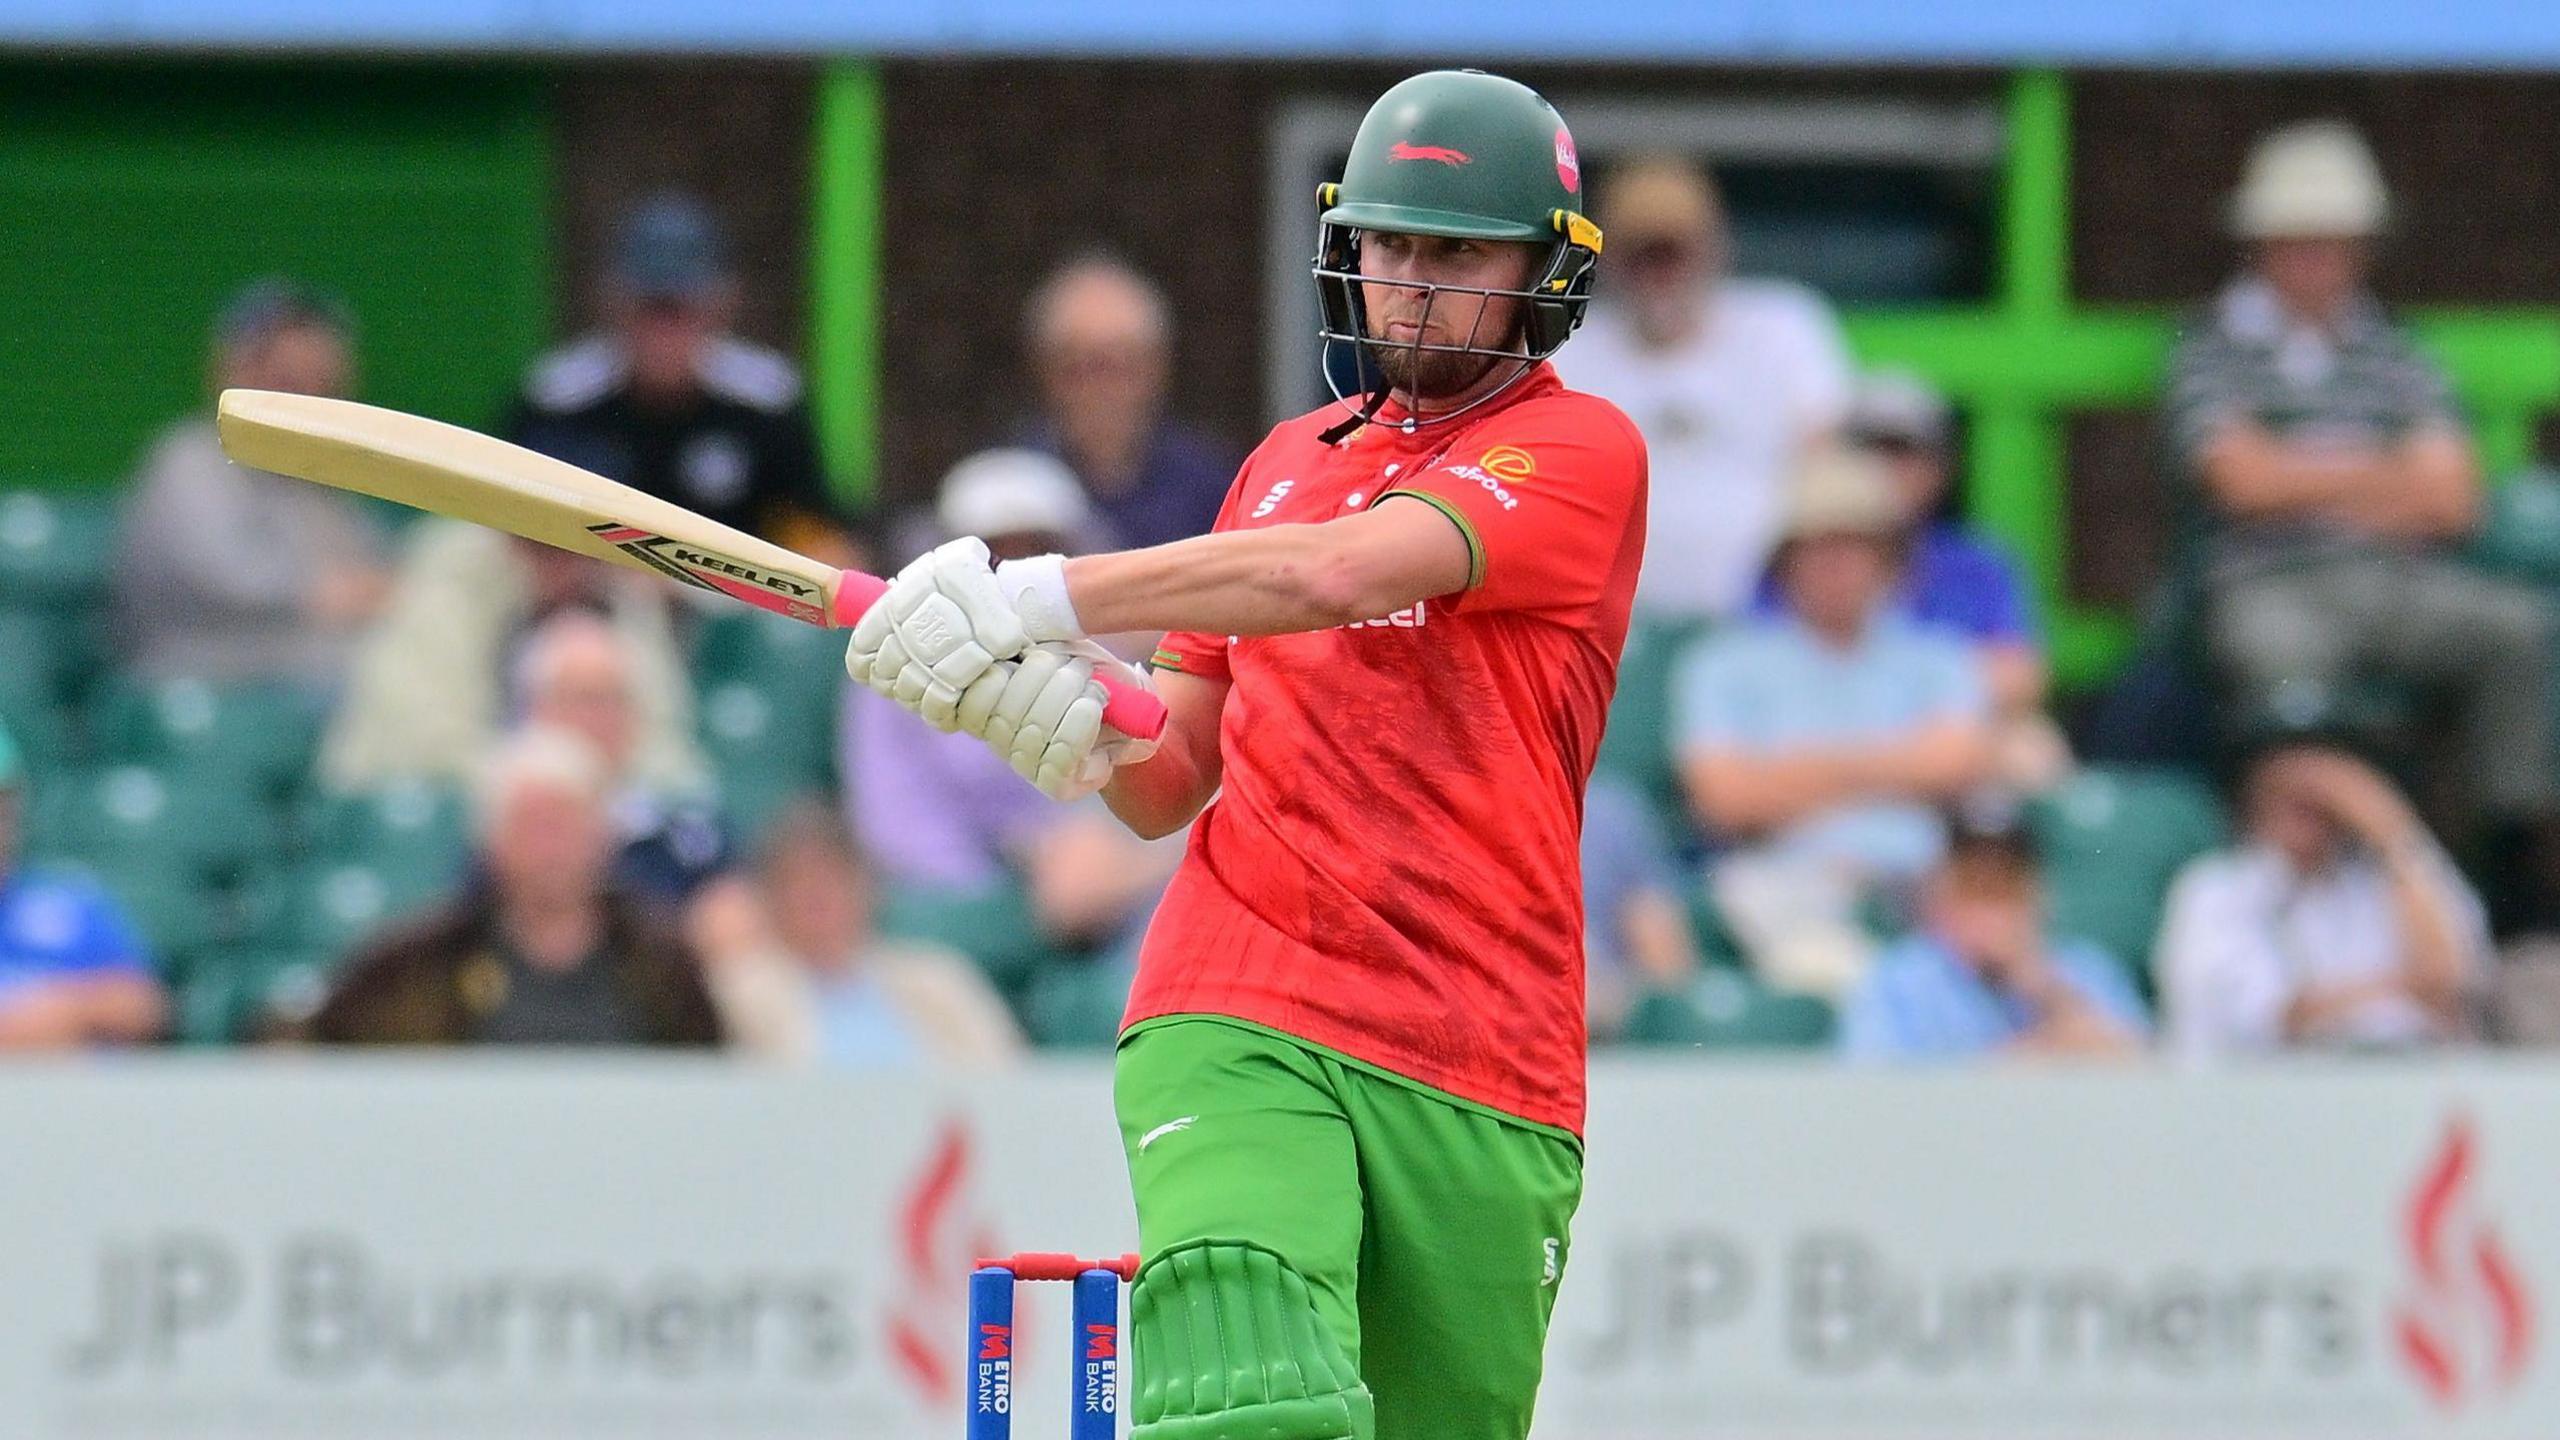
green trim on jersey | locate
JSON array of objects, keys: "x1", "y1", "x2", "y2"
[{"x1": 1374, "y1": 489, "x2": 1490, "y2": 592}]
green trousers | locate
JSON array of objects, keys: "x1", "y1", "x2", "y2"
[{"x1": 1114, "y1": 1016, "x2": 1584, "y2": 1440}]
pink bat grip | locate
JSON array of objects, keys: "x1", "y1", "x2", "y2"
[{"x1": 833, "y1": 570, "x2": 1168, "y2": 742}]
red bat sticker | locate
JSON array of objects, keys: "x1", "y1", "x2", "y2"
[{"x1": 1389, "y1": 141, "x2": 1472, "y2": 167}]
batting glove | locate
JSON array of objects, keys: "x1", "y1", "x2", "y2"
[
  {"x1": 845, "y1": 537, "x2": 1033, "y2": 730},
  {"x1": 954, "y1": 640, "x2": 1160, "y2": 801}
]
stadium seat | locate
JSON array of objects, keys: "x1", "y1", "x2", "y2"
[
  {"x1": 2030, "y1": 766, "x2": 2228, "y2": 989},
  {"x1": 172, "y1": 943, "x2": 336, "y2": 1044},
  {"x1": 88, "y1": 677, "x2": 327, "y2": 803},
  {"x1": 1022, "y1": 954, "x2": 1135, "y2": 1049},
  {"x1": 698, "y1": 677, "x2": 835, "y2": 834},
  {"x1": 1591, "y1": 618, "x2": 1710, "y2": 847},
  {"x1": 0, "y1": 489, "x2": 119, "y2": 612},
  {"x1": 2469, "y1": 468, "x2": 2560, "y2": 587},
  {"x1": 299, "y1": 780, "x2": 472, "y2": 878},
  {"x1": 33, "y1": 762, "x2": 286, "y2": 889},
  {"x1": 876, "y1": 883, "x2": 1065, "y2": 1000},
  {"x1": 1620, "y1": 970, "x2": 1836, "y2": 1049},
  {"x1": 251, "y1": 856, "x2": 449, "y2": 961}
]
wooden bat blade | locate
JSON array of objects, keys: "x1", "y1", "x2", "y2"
[{"x1": 215, "y1": 388, "x2": 844, "y2": 628}]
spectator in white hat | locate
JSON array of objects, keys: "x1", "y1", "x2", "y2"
[
  {"x1": 1760, "y1": 371, "x2": 2045, "y2": 713},
  {"x1": 2163, "y1": 120, "x2": 2558, "y2": 928},
  {"x1": 1675, "y1": 448, "x2": 1998, "y2": 995}
]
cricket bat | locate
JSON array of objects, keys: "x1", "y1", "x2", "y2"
[{"x1": 214, "y1": 389, "x2": 1167, "y2": 741}]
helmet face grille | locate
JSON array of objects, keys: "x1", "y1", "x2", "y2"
[{"x1": 1310, "y1": 218, "x2": 1596, "y2": 430}]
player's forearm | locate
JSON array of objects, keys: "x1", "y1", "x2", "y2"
[
  {"x1": 1062, "y1": 526, "x2": 1390, "y2": 638},
  {"x1": 1102, "y1": 740, "x2": 1216, "y2": 840}
]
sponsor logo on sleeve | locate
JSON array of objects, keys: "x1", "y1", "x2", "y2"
[{"x1": 1438, "y1": 445, "x2": 1536, "y2": 511}]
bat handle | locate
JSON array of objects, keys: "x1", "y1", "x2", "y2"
[{"x1": 833, "y1": 570, "x2": 1169, "y2": 743}]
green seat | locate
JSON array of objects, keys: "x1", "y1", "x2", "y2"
[
  {"x1": 699, "y1": 677, "x2": 835, "y2": 834},
  {"x1": 0, "y1": 490, "x2": 119, "y2": 611},
  {"x1": 250, "y1": 858, "x2": 447, "y2": 962},
  {"x1": 173, "y1": 944, "x2": 336, "y2": 1044},
  {"x1": 35, "y1": 762, "x2": 286, "y2": 890},
  {"x1": 2031, "y1": 766, "x2": 2228, "y2": 988},
  {"x1": 876, "y1": 882, "x2": 1067, "y2": 1000},
  {"x1": 300, "y1": 780, "x2": 471, "y2": 877},
  {"x1": 2470, "y1": 468, "x2": 2560, "y2": 587},
  {"x1": 1591, "y1": 618, "x2": 1710, "y2": 846},
  {"x1": 1621, "y1": 971, "x2": 1836, "y2": 1049},
  {"x1": 1022, "y1": 955, "x2": 1134, "y2": 1049},
  {"x1": 89, "y1": 678, "x2": 327, "y2": 803}
]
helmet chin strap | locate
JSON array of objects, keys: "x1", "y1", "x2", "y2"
[{"x1": 1318, "y1": 374, "x2": 1390, "y2": 446}]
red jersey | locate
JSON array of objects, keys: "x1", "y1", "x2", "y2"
[{"x1": 1125, "y1": 364, "x2": 1647, "y2": 1134}]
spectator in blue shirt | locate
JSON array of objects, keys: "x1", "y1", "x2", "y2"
[
  {"x1": 0, "y1": 724, "x2": 165, "y2": 1049},
  {"x1": 1679, "y1": 448, "x2": 1999, "y2": 995},
  {"x1": 1019, "y1": 253, "x2": 1238, "y2": 550},
  {"x1": 1841, "y1": 818, "x2": 2148, "y2": 1060},
  {"x1": 1758, "y1": 371, "x2": 2045, "y2": 712}
]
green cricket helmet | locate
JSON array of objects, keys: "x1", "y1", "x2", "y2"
[{"x1": 1314, "y1": 69, "x2": 1603, "y2": 431}]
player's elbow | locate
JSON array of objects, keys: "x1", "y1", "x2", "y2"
[{"x1": 1276, "y1": 531, "x2": 1399, "y2": 628}]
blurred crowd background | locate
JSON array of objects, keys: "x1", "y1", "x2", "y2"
[{"x1": 12, "y1": 54, "x2": 2560, "y2": 1067}]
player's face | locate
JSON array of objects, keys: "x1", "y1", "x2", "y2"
[{"x1": 1358, "y1": 232, "x2": 1540, "y2": 400}]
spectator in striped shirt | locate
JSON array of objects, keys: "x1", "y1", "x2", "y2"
[{"x1": 2164, "y1": 121, "x2": 2556, "y2": 916}]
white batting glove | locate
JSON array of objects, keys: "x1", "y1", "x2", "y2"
[
  {"x1": 952, "y1": 640, "x2": 1159, "y2": 801},
  {"x1": 844, "y1": 537, "x2": 1033, "y2": 730}
]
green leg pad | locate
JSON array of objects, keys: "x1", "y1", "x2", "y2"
[{"x1": 1130, "y1": 1240, "x2": 1376, "y2": 1440}]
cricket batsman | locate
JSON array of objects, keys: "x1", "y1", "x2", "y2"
[{"x1": 849, "y1": 69, "x2": 1642, "y2": 1439}]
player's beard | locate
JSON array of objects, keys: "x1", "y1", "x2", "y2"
[{"x1": 1368, "y1": 338, "x2": 1510, "y2": 403}]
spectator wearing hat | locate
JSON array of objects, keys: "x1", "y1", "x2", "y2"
[
  {"x1": 1017, "y1": 253, "x2": 1237, "y2": 551},
  {"x1": 1551, "y1": 155, "x2": 1853, "y2": 624},
  {"x1": 1762, "y1": 372, "x2": 2046, "y2": 713},
  {"x1": 2155, "y1": 729, "x2": 2483, "y2": 1054},
  {"x1": 504, "y1": 194, "x2": 846, "y2": 552},
  {"x1": 113, "y1": 278, "x2": 389, "y2": 689},
  {"x1": 842, "y1": 449, "x2": 1180, "y2": 936},
  {"x1": 1841, "y1": 818, "x2": 2147, "y2": 1061},
  {"x1": 1675, "y1": 448, "x2": 1997, "y2": 995},
  {"x1": 0, "y1": 721, "x2": 165, "y2": 1049},
  {"x1": 2165, "y1": 122, "x2": 2556, "y2": 882}
]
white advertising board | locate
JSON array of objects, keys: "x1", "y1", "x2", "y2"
[{"x1": 0, "y1": 1057, "x2": 2549, "y2": 1438}]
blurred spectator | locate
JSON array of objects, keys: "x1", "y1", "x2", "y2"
[
  {"x1": 308, "y1": 727, "x2": 721, "y2": 1047},
  {"x1": 1841, "y1": 819, "x2": 2147, "y2": 1060},
  {"x1": 2166, "y1": 122, "x2": 2555, "y2": 878},
  {"x1": 712, "y1": 804, "x2": 1022, "y2": 1065},
  {"x1": 0, "y1": 722, "x2": 164, "y2": 1049},
  {"x1": 114, "y1": 277, "x2": 388, "y2": 687},
  {"x1": 516, "y1": 611, "x2": 732, "y2": 906},
  {"x1": 1018, "y1": 253, "x2": 1235, "y2": 550},
  {"x1": 320, "y1": 527, "x2": 704, "y2": 794},
  {"x1": 1764, "y1": 372, "x2": 2046, "y2": 711},
  {"x1": 1677, "y1": 448, "x2": 1995, "y2": 995},
  {"x1": 1582, "y1": 774, "x2": 1705, "y2": 1039},
  {"x1": 505, "y1": 194, "x2": 847, "y2": 553},
  {"x1": 1552, "y1": 155, "x2": 1852, "y2": 623},
  {"x1": 2156, "y1": 733, "x2": 2483, "y2": 1054}
]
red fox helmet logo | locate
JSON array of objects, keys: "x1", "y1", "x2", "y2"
[{"x1": 1389, "y1": 141, "x2": 1471, "y2": 167}]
